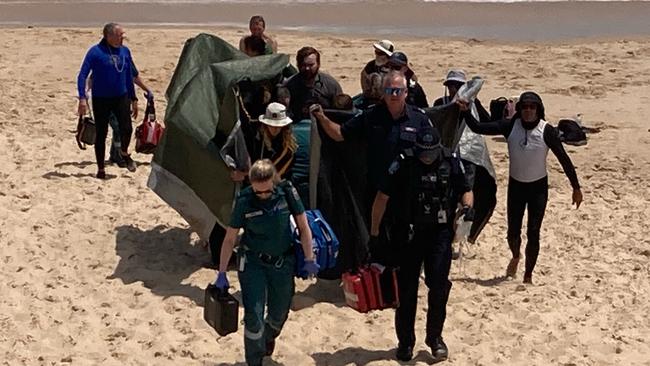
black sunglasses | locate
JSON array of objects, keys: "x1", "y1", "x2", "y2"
[{"x1": 254, "y1": 189, "x2": 273, "y2": 196}]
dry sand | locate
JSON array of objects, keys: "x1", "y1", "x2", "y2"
[{"x1": 0, "y1": 26, "x2": 649, "y2": 365}]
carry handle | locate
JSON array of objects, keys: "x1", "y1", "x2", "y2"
[
  {"x1": 75, "y1": 116, "x2": 87, "y2": 150},
  {"x1": 144, "y1": 93, "x2": 155, "y2": 121},
  {"x1": 312, "y1": 217, "x2": 333, "y2": 242},
  {"x1": 80, "y1": 95, "x2": 94, "y2": 119}
]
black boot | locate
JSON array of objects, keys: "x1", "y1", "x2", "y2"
[
  {"x1": 395, "y1": 344, "x2": 413, "y2": 361},
  {"x1": 429, "y1": 337, "x2": 448, "y2": 363}
]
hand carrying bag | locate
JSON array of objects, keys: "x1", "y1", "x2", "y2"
[
  {"x1": 290, "y1": 209, "x2": 340, "y2": 279},
  {"x1": 135, "y1": 97, "x2": 165, "y2": 154},
  {"x1": 75, "y1": 110, "x2": 96, "y2": 150},
  {"x1": 204, "y1": 284, "x2": 239, "y2": 336}
]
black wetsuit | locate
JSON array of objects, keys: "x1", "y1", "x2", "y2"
[{"x1": 464, "y1": 113, "x2": 580, "y2": 277}]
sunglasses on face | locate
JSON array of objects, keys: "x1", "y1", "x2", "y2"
[
  {"x1": 520, "y1": 103, "x2": 537, "y2": 110},
  {"x1": 384, "y1": 87, "x2": 406, "y2": 96},
  {"x1": 389, "y1": 65, "x2": 404, "y2": 71}
]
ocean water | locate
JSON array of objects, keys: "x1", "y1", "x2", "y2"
[
  {"x1": 1, "y1": 0, "x2": 649, "y2": 40},
  {"x1": 1, "y1": 0, "x2": 648, "y2": 3}
]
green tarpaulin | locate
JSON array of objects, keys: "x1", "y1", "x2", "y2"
[
  {"x1": 148, "y1": 34, "x2": 496, "y2": 265},
  {"x1": 148, "y1": 33, "x2": 290, "y2": 240}
]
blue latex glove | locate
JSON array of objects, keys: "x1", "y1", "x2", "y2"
[
  {"x1": 302, "y1": 260, "x2": 320, "y2": 277},
  {"x1": 214, "y1": 272, "x2": 229, "y2": 290}
]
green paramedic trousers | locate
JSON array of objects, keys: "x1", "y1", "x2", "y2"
[{"x1": 238, "y1": 252, "x2": 295, "y2": 365}]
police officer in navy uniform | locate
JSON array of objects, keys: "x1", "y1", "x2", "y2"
[
  {"x1": 370, "y1": 126, "x2": 474, "y2": 362},
  {"x1": 312, "y1": 71, "x2": 435, "y2": 221},
  {"x1": 215, "y1": 159, "x2": 319, "y2": 366}
]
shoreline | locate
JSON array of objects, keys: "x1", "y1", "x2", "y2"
[{"x1": 1, "y1": 1, "x2": 650, "y2": 41}]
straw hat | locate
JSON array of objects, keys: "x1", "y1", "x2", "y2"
[{"x1": 258, "y1": 102, "x2": 292, "y2": 127}]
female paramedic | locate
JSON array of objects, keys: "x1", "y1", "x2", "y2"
[
  {"x1": 215, "y1": 159, "x2": 319, "y2": 366},
  {"x1": 461, "y1": 91, "x2": 583, "y2": 284}
]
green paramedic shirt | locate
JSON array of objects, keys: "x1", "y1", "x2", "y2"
[{"x1": 229, "y1": 181, "x2": 305, "y2": 256}]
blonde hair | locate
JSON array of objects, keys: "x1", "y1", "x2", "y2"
[
  {"x1": 261, "y1": 125, "x2": 297, "y2": 154},
  {"x1": 249, "y1": 159, "x2": 279, "y2": 183}
]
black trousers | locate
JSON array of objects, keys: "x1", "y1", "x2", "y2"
[
  {"x1": 390, "y1": 223, "x2": 453, "y2": 348},
  {"x1": 92, "y1": 95, "x2": 132, "y2": 169},
  {"x1": 507, "y1": 176, "x2": 548, "y2": 277}
]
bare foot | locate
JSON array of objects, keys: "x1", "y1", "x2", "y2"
[{"x1": 506, "y1": 257, "x2": 519, "y2": 278}]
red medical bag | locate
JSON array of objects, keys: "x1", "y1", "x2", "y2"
[
  {"x1": 342, "y1": 264, "x2": 399, "y2": 312},
  {"x1": 342, "y1": 266, "x2": 377, "y2": 313}
]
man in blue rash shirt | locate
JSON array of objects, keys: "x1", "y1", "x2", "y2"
[{"x1": 77, "y1": 23, "x2": 138, "y2": 179}]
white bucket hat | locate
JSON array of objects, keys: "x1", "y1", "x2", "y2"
[
  {"x1": 373, "y1": 39, "x2": 394, "y2": 56},
  {"x1": 444, "y1": 69, "x2": 467, "y2": 85},
  {"x1": 258, "y1": 102, "x2": 292, "y2": 127}
]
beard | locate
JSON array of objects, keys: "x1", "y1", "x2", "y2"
[{"x1": 300, "y1": 66, "x2": 319, "y2": 79}]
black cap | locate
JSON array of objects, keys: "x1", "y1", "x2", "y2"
[
  {"x1": 388, "y1": 51, "x2": 408, "y2": 67},
  {"x1": 515, "y1": 91, "x2": 545, "y2": 119},
  {"x1": 415, "y1": 127, "x2": 441, "y2": 151},
  {"x1": 518, "y1": 91, "x2": 542, "y2": 105}
]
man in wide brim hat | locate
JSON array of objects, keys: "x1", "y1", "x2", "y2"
[
  {"x1": 360, "y1": 40, "x2": 396, "y2": 105},
  {"x1": 373, "y1": 39, "x2": 394, "y2": 59}
]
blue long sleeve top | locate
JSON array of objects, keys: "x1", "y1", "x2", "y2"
[{"x1": 77, "y1": 39, "x2": 136, "y2": 100}]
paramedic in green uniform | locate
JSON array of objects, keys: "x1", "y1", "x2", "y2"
[{"x1": 215, "y1": 159, "x2": 319, "y2": 366}]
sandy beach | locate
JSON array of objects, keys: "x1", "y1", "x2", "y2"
[{"x1": 1, "y1": 22, "x2": 649, "y2": 365}]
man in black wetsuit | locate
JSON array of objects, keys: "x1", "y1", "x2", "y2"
[{"x1": 462, "y1": 91, "x2": 583, "y2": 284}]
